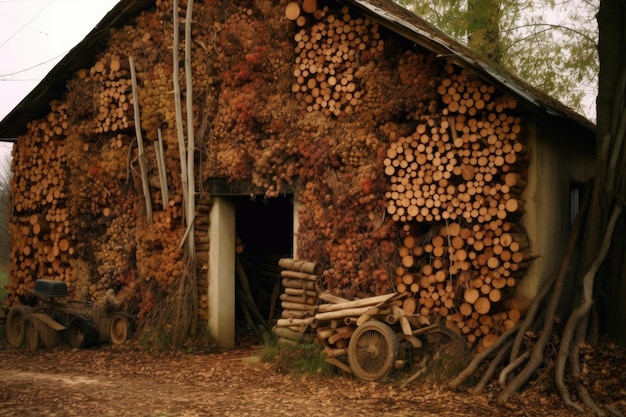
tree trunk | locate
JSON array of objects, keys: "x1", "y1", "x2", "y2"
[
  {"x1": 467, "y1": 0, "x2": 502, "y2": 64},
  {"x1": 594, "y1": 0, "x2": 626, "y2": 344}
]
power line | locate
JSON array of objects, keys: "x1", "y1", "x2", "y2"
[
  {"x1": 0, "y1": 78, "x2": 43, "y2": 81},
  {"x1": 0, "y1": 48, "x2": 68, "y2": 77},
  {"x1": 0, "y1": 11, "x2": 49, "y2": 36},
  {"x1": 0, "y1": 0, "x2": 58, "y2": 50}
]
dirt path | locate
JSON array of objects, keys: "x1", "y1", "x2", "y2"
[{"x1": 0, "y1": 343, "x2": 622, "y2": 417}]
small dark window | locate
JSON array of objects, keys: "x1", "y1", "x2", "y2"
[{"x1": 570, "y1": 181, "x2": 586, "y2": 225}]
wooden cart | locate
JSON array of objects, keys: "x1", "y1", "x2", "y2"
[
  {"x1": 4, "y1": 279, "x2": 133, "y2": 349},
  {"x1": 276, "y1": 290, "x2": 467, "y2": 381},
  {"x1": 344, "y1": 318, "x2": 465, "y2": 381}
]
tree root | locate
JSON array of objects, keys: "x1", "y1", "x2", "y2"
[
  {"x1": 400, "y1": 355, "x2": 429, "y2": 388},
  {"x1": 451, "y1": 184, "x2": 596, "y2": 406},
  {"x1": 555, "y1": 204, "x2": 622, "y2": 415},
  {"x1": 498, "y1": 350, "x2": 529, "y2": 386},
  {"x1": 494, "y1": 180, "x2": 592, "y2": 405},
  {"x1": 448, "y1": 323, "x2": 520, "y2": 389},
  {"x1": 510, "y1": 280, "x2": 550, "y2": 362},
  {"x1": 471, "y1": 340, "x2": 512, "y2": 393},
  {"x1": 602, "y1": 404, "x2": 625, "y2": 417}
]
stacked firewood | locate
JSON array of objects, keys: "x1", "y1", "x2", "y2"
[
  {"x1": 381, "y1": 67, "x2": 534, "y2": 350},
  {"x1": 383, "y1": 115, "x2": 526, "y2": 223},
  {"x1": 6, "y1": 101, "x2": 74, "y2": 305},
  {"x1": 277, "y1": 258, "x2": 320, "y2": 319},
  {"x1": 288, "y1": 2, "x2": 384, "y2": 117},
  {"x1": 135, "y1": 203, "x2": 185, "y2": 289},
  {"x1": 89, "y1": 212, "x2": 137, "y2": 300},
  {"x1": 273, "y1": 258, "x2": 320, "y2": 345}
]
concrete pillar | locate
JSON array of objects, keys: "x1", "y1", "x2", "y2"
[{"x1": 207, "y1": 196, "x2": 235, "y2": 348}]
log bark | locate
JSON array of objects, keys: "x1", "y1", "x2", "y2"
[
  {"x1": 278, "y1": 258, "x2": 319, "y2": 274},
  {"x1": 317, "y1": 293, "x2": 398, "y2": 313},
  {"x1": 280, "y1": 270, "x2": 319, "y2": 281}
]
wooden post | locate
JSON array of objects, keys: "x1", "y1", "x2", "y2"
[
  {"x1": 155, "y1": 128, "x2": 169, "y2": 209},
  {"x1": 128, "y1": 55, "x2": 153, "y2": 224},
  {"x1": 184, "y1": 0, "x2": 198, "y2": 335}
]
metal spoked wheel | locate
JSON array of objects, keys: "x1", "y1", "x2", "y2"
[
  {"x1": 5, "y1": 305, "x2": 32, "y2": 348},
  {"x1": 109, "y1": 313, "x2": 131, "y2": 345},
  {"x1": 347, "y1": 320, "x2": 399, "y2": 381}
]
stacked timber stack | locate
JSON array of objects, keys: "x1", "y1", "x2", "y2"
[
  {"x1": 383, "y1": 66, "x2": 535, "y2": 350},
  {"x1": 6, "y1": 101, "x2": 74, "y2": 305},
  {"x1": 287, "y1": 1, "x2": 384, "y2": 117},
  {"x1": 66, "y1": 53, "x2": 135, "y2": 136},
  {"x1": 272, "y1": 258, "x2": 320, "y2": 346}
]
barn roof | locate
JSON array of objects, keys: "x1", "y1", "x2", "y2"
[{"x1": 0, "y1": 0, "x2": 594, "y2": 140}]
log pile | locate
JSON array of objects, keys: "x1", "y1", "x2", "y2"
[
  {"x1": 278, "y1": 258, "x2": 320, "y2": 316},
  {"x1": 382, "y1": 66, "x2": 535, "y2": 350},
  {"x1": 88, "y1": 53, "x2": 134, "y2": 134},
  {"x1": 288, "y1": 2, "x2": 384, "y2": 117},
  {"x1": 6, "y1": 102, "x2": 74, "y2": 305},
  {"x1": 272, "y1": 258, "x2": 318, "y2": 346},
  {"x1": 135, "y1": 202, "x2": 185, "y2": 289}
]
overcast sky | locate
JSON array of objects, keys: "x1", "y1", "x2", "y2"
[{"x1": 0, "y1": 0, "x2": 120, "y2": 164}]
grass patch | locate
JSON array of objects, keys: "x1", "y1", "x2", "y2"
[{"x1": 258, "y1": 333, "x2": 335, "y2": 378}]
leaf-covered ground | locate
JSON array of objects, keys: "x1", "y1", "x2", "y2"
[{"x1": 0, "y1": 340, "x2": 624, "y2": 417}]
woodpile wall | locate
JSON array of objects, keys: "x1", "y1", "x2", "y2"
[{"x1": 6, "y1": 0, "x2": 536, "y2": 348}]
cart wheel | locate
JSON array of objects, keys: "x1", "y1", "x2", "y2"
[
  {"x1": 423, "y1": 324, "x2": 467, "y2": 354},
  {"x1": 5, "y1": 305, "x2": 32, "y2": 348},
  {"x1": 67, "y1": 316, "x2": 98, "y2": 348},
  {"x1": 24, "y1": 317, "x2": 41, "y2": 350},
  {"x1": 348, "y1": 320, "x2": 398, "y2": 381},
  {"x1": 109, "y1": 313, "x2": 131, "y2": 345},
  {"x1": 422, "y1": 324, "x2": 470, "y2": 373}
]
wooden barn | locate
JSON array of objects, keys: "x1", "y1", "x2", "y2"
[{"x1": 0, "y1": 0, "x2": 595, "y2": 349}]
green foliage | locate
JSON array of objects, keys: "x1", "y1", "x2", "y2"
[
  {"x1": 395, "y1": 0, "x2": 599, "y2": 120},
  {"x1": 259, "y1": 334, "x2": 335, "y2": 377},
  {"x1": 0, "y1": 147, "x2": 9, "y2": 316},
  {"x1": 0, "y1": 147, "x2": 11, "y2": 271}
]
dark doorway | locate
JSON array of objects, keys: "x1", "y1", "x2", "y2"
[{"x1": 233, "y1": 195, "x2": 293, "y2": 343}]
